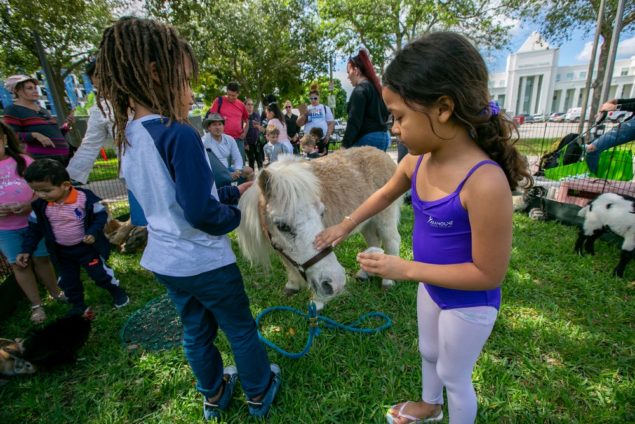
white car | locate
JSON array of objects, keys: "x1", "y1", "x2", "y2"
[{"x1": 533, "y1": 114, "x2": 546, "y2": 123}]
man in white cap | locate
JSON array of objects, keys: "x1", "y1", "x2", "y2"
[{"x1": 202, "y1": 113, "x2": 253, "y2": 184}]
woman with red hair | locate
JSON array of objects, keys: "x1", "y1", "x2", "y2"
[{"x1": 342, "y1": 49, "x2": 391, "y2": 151}]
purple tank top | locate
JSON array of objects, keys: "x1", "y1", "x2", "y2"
[{"x1": 411, "y1": 155, "x2": 501, "y2": 310}]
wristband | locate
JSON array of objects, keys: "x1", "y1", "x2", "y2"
[{"x1": 344, "y1": 215, "x2": 358, "y2": 226}]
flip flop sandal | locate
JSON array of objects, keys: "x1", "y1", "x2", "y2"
[{"x1": 385, "y1": 401, "x2": 444, "y2": 424}]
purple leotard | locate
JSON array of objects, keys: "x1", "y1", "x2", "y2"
[{"x1": 411, "y1": 155, "x2": 502, "y2": 310}]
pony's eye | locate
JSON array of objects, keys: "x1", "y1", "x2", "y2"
[{"x1": 276, "y1": 222, "x2": 292, "y2": 233}]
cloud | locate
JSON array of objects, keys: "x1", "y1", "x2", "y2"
[{"x1": 576, "y1": 35, "x2": 635, "y2": 61}]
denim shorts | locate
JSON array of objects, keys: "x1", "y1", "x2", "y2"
[{"x1": 0, "y1": 227, "x2": 49, "y2": 264}]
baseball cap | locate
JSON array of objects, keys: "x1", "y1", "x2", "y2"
[
  {"x1": 202, "y1": 112, "x2": 225, "y2": 128},
  {"x1": 4, "y1": 74, "x2": 38, "y2": 94}
]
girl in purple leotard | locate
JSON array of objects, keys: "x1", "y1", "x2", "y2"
[{"x1": 315, "y1": 32, "x2": 532, "y2": 424}]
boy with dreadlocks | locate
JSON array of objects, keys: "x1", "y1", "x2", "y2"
[{"x1": 95, "y1": 17, "x2": 281, "y2": 420}]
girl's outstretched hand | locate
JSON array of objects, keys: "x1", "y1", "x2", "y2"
[
  {"x1": 357, "y1": 251, "x2": 410, "y2": 281},
  {"x1": 314, "y1": 223, "x2": 350, "y2": 250}
]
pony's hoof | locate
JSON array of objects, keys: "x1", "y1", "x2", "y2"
[{"x1": 283, "y1": 287, "x2": 299, "y2": 297}]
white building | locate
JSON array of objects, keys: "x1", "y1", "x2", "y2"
[{"x1": 489, "y1": 32, "x2": 635, "y2": 115}]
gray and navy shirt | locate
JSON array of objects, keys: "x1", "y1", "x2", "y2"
[{"x1": 122, "y1": 114, "x2": 240, "y2": 277}]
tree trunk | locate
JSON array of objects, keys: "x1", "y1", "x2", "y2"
[
  {"x1": 589, "y1": 32, "x2": 612, "y2": 122},
  {"x1": 50, "y1": 66, "x2": 81, "y2": 148}
]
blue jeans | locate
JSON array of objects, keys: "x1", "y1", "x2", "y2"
[
  {"x1": 354, "y1": 131, "x2": 391, "y2": 151},
  {"x1": 154, "y1": 263, "x2": 271, "y2": 399},
  {"x1": 586, "y1": 120, "x2": 635, "y2": 173}
]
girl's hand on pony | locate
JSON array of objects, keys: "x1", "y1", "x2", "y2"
[
  {"x1": 83, "y1": 235, "x2": 95, "y2": 244},
  {"x1": 314, "y1": 222, "x2": 352, "y2": 250},
  {"x1": 357, "y1": 251, "x2": 410, "y2": 281}
]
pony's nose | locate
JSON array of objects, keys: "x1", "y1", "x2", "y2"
[{"x1": 319, "y1": 279, "x2": 334, "y2": 296}]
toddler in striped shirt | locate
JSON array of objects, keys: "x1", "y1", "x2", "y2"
[{"x1": 16, "y1": 159, "x2": 128, "y2": 318}]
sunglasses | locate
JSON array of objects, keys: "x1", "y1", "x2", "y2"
[
  {"x1": 285, "y1": 106, "x2": 291, "y2": 109},
  {"x1": 310, "y1": 97, "x2": 318, "y2": 100}
]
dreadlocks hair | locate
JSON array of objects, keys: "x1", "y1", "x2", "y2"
[
  {"x1": 0, "y1": 122, "x2": 27, "y2": 177},
  {"x1": 383, "y1": 31, "x2": 532, "y2": 191},
  {"x1": 95, "y1": 17, "x2": 199, "y2": 154}
]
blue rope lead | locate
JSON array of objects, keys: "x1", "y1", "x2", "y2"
[{"x1": 255, "y1": 302, "x2": 392, "y2": 359}]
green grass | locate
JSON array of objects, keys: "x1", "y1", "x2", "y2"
[
  {"x1": 87, "y1": 157, "x2": 119, "y2": 182},
  {"x1": 1, "y1": 207, "x2": 633, "y2": 423},
  {"x1": 514, "y1": 137, "x2": 559, "y2": 156}
]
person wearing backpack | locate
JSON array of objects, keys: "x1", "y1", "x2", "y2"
[{"x1": 206, "y1": 82, "x2": 248, "y2": 165}]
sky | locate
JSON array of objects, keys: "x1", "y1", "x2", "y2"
[{"x1": 334, "y1": 27, "x2": 635, "y2": 99}]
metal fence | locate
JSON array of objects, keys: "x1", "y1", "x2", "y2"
[{"x1": 2, "y1": 118, "x2": 632, "y2": 281}]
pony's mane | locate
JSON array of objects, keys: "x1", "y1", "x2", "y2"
[
  {"x1": 264, "y1": 155, "x2": 322, "y2": 218},
  {"x1": 237, "y1": 155, "x2": 321, "y2": 267}
]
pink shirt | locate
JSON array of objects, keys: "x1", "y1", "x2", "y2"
[
  {"x1": 45, "y1": 188, "x2": 87, "y2": 246},
  {"x1": 0, "y1": 155, "x2": 34, "y2": 230},
  {"x1": 210, "y1": 97, "x2": 248, "y2": 139}
]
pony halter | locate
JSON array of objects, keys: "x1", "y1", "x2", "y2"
[{"x1": 258, "y1": 194, "x2": 333, "y2": 282}]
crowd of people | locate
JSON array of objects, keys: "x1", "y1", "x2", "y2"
[{"x1": 8, "y1": 14, "x2": 628, "y2": 424}]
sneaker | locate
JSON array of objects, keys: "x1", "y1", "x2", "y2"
[
  {"x1": 247, "y1": 364, "x2": 281, "y2": 418},
  {"x1": 67, "y1": 304, "x2": 92, "y2": 318},
  {"x1": 112, "y1": 289, "x2": 129, "y2": 309},
  {"x1": 30, "y1": 305, "x2": 46, "y2": 324},
  {"x1": 203, "y1": 366, "x2": 238, "y2": 421}
]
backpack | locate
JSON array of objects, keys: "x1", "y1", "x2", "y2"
[{"x1": 205, "y1": 96, "x2": 223, "y2": 120}]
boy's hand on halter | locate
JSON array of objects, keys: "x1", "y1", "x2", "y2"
[
  {"x1": 237, "y1": 181, "x2": 254, "y2": 195},
  {"x1": 83, "y1": 235, "x2": 95, "y2": 244},
  {"x1": 357, "y1": 252, "x2": 409, "y2": 281}
]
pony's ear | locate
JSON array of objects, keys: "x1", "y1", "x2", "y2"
[{"x1": 258, "y1": 169, "x2": 272, "y2": 200}]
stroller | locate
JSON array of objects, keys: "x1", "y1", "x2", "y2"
[{"x1": 535, "y1": 112, "x2": 608, "y2": 177}]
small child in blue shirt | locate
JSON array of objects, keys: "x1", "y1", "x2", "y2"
[{"x1": 17, "y1": 159, "x2": 129, "y2": 318}]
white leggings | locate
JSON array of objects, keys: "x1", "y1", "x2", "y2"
[{"x1": 417, "y1": 284, "x2": 497, "y2": 424}]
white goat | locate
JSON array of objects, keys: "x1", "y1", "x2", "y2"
[{"x1": 575, "y1": 193, "x2": 635, "y2": 277}]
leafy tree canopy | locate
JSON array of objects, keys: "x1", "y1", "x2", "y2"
[
  {"x1": 317, "y1": 0, "x2": 513, "y2": 72},
  {"x1": 146, "y1": 0, "x2": 332, "y2": 105}
]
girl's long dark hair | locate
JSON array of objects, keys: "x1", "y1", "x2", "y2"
[
  {"x1": 383, "y1": 31, "x2": 532, "y2": 190},
  {"x1": 265, "y1": 97, "x2": 285, "y2": 124},
  {"x1": 95, "y1": 17, "x2": 199, "y2": 154},
  {"x1": 0, "y1": 122, "x2": 27, "y2": 177}
]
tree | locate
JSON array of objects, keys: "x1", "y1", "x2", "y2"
[
  {"x1": 317, "y1": 0, "x2": 513, "y2": 73},
  {"x1": 146, "y1": 0, "x2": 331, "y2": 106},
  {"x1": 503, "y1": 0, "x2": 635, "y2": 119}
]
